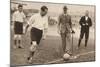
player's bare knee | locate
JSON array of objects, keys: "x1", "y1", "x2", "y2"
[
  {"x1": 30, "y1": 41, "x2": 37, "y2": 52},
  {"x1": 14, "y1": 35, "x2": 18, "y2": 39},
  {"x1": 18, "y1": 35, "x2": 22, "y2": 40}
]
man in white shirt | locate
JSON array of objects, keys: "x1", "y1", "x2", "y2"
[
  {"x1": 26, "y1": 6, "x2": 48, "y2": 63},
  {"x1": 12, "y1": 4, "x2": 26, "y2": 48}
]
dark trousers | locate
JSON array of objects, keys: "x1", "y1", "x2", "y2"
[
  {"x1": 78, "y1": 27, "x2": 89, "y2": 47},
  {"x1": 31, "y1": 27, "x2": 43, "y2": 45},
  {"x1": 14, "y1": 21, "x2": 23, "y2": 34}
]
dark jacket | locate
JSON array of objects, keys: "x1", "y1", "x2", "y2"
[{"x1": 79, "y1": 16, "x2": 92, "y2": 30}]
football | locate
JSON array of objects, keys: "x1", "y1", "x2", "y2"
[{"x1": 63, "y1": 53, "x2": 70, "y2": 60}]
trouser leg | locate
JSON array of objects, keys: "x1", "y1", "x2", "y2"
[
  {"x1": 85, "y1": 30, "x2": 89, "y2": 47},
  {"x1": 78, "y1": 30, "x2": 84, "y2": 47},
  {"x1": 61, "y1": 33, "x2": 66, "y2": 53},
  {"x1": 66, "y1": 33, "x2": 71, "y2": 54}
]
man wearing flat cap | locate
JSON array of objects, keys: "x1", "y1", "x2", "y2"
[{"x1": 58, "y1": 6, "x2": 74, "y2": 55}]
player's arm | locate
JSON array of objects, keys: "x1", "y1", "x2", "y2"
[
  {"x1": 25, "y1": 15, "x2": 35, "y2": 32},
  {"x1": 42, "y1": 17, "x2": 49, "y2": 39},
  {"x1": 44, "y1": 17, "x2": 49, "y2": 33},
  {"x1": 11, "y1": 12, "x2": 16, "y2": 29},
  {"x1": 25, "y1": 24, "x2": 29, "y2": 32},
  {"x1": 23, "y1": 12, "x2": 27, "y2": 24}
]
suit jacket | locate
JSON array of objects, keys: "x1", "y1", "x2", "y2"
[
  {"x1": 79, "y1": 16, "x2": 92, "y2": 31},
  {"x1": 58, "y1": 14, "x2": 72, "y2": 33}
]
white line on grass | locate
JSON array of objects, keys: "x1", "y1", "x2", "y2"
[
  {"x1": 45, "y1": 51, "x2": 95, "y2": 64},
  {"x1": 76, "y1": 51, "x2": 95, "y2": 57}
]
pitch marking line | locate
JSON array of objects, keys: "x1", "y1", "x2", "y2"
[
  {"x1": 76, "y1": 51, "x2": 95, "y2": 57},
  {"x1": 45, "y1": 51, "x2": 95, "y2": 64}
]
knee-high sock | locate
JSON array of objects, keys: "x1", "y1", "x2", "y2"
[
  {"x1": 14, "y1": 40, "x2": 17, "y2": 45},
  {"x1": 18, "y1": 40, "x2": 20, "y2": 44},
  {"x1": 78, "y1": 39, "x2": 82, "y2": 47},
  {"x1": 85, "y1": 39, "x2": 88, "y2": 47}
]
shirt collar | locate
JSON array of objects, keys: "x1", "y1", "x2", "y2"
[
  {"x1": 18, "y1": 10, "x2": 23, "y2": 13},
  {"x1": 63, "y1": 13, "x2": 68, "y2": 16}
]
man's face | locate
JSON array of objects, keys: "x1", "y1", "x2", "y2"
[
  {"x1": 85, "y1": 10, "x2": 89, "y2": 16},
  {"x1": 18, "y1": 7, "x2": 23, "y2": 12},
  {"x1": 41, "y1": 9, "x2": 48, "y2": 16},
  {"x1": 63, "y1": 8, "x2": 67, "y2": 14}
]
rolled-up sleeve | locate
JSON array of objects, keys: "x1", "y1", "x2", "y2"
[
  {"x1": 44, "y1": 16, "x2": 48, "y2": 30},
  {"x1": 44, "y1": 21, "x2": 48, "y2": 30},
  {"x1": 23, "y1": 13, "x2": 26, "y2": 18},
  {"x1": 12, "y1": 12, "x2": 16, "y2": 22}
]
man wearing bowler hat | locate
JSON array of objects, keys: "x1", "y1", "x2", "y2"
[{"x1": 58, "y1": 6, "x2": 74, "y2": 55}]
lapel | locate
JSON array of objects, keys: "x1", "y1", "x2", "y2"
[{"x1": 62, "y1": 14, "x2": 69, "y2": 20}]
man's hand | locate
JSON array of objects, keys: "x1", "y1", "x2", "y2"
[
  {"x1": 71, "y1": 30, "x2": 75, "y2": 34},
  {"x1": 86, "y1": 23, "x2": 88, "y2": 26},
  {"x1": 82, "y1": 23, "x2": 85, "y2": 26}
]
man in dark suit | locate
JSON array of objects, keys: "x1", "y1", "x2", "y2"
[
  {"x1": 58, "y1": 6, "x2": 74, "y2": 55},
  {"x1": 78, "y1": 10, "x2": 92, "y2": 48}
]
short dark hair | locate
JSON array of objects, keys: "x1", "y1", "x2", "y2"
[
  {"x1": 18, "y1": 4, "x2": 23, "y2": 8},
  {"x1": 41, "y1": 6, "x2": 48, "y2": 11}
]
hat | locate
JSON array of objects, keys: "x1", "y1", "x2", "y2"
[{"x1": 63, "y1": 6, "x2": 68, "y2": 9}]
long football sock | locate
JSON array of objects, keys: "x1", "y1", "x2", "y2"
[
  {"x1": 27, "y1": 51, "x2": 35, "y2": 60},
  {"x1": 14, "y1": 40, "x2": 17, "y2": 45}
]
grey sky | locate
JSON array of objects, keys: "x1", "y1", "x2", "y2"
[{"x1": 11, "y1": 0, "x2": 95, "y2": 17}]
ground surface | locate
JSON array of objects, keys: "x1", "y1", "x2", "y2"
[{"x1": 10, "y1": 25, "x2": 95, "y2": 66}]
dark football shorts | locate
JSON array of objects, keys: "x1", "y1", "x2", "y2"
[
  {"x1": 14, "y1": 21, "x2": 23, "y2": 35},
  {"x1": 31, "y1": 27, "x2": 43, "y2": 45}
]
